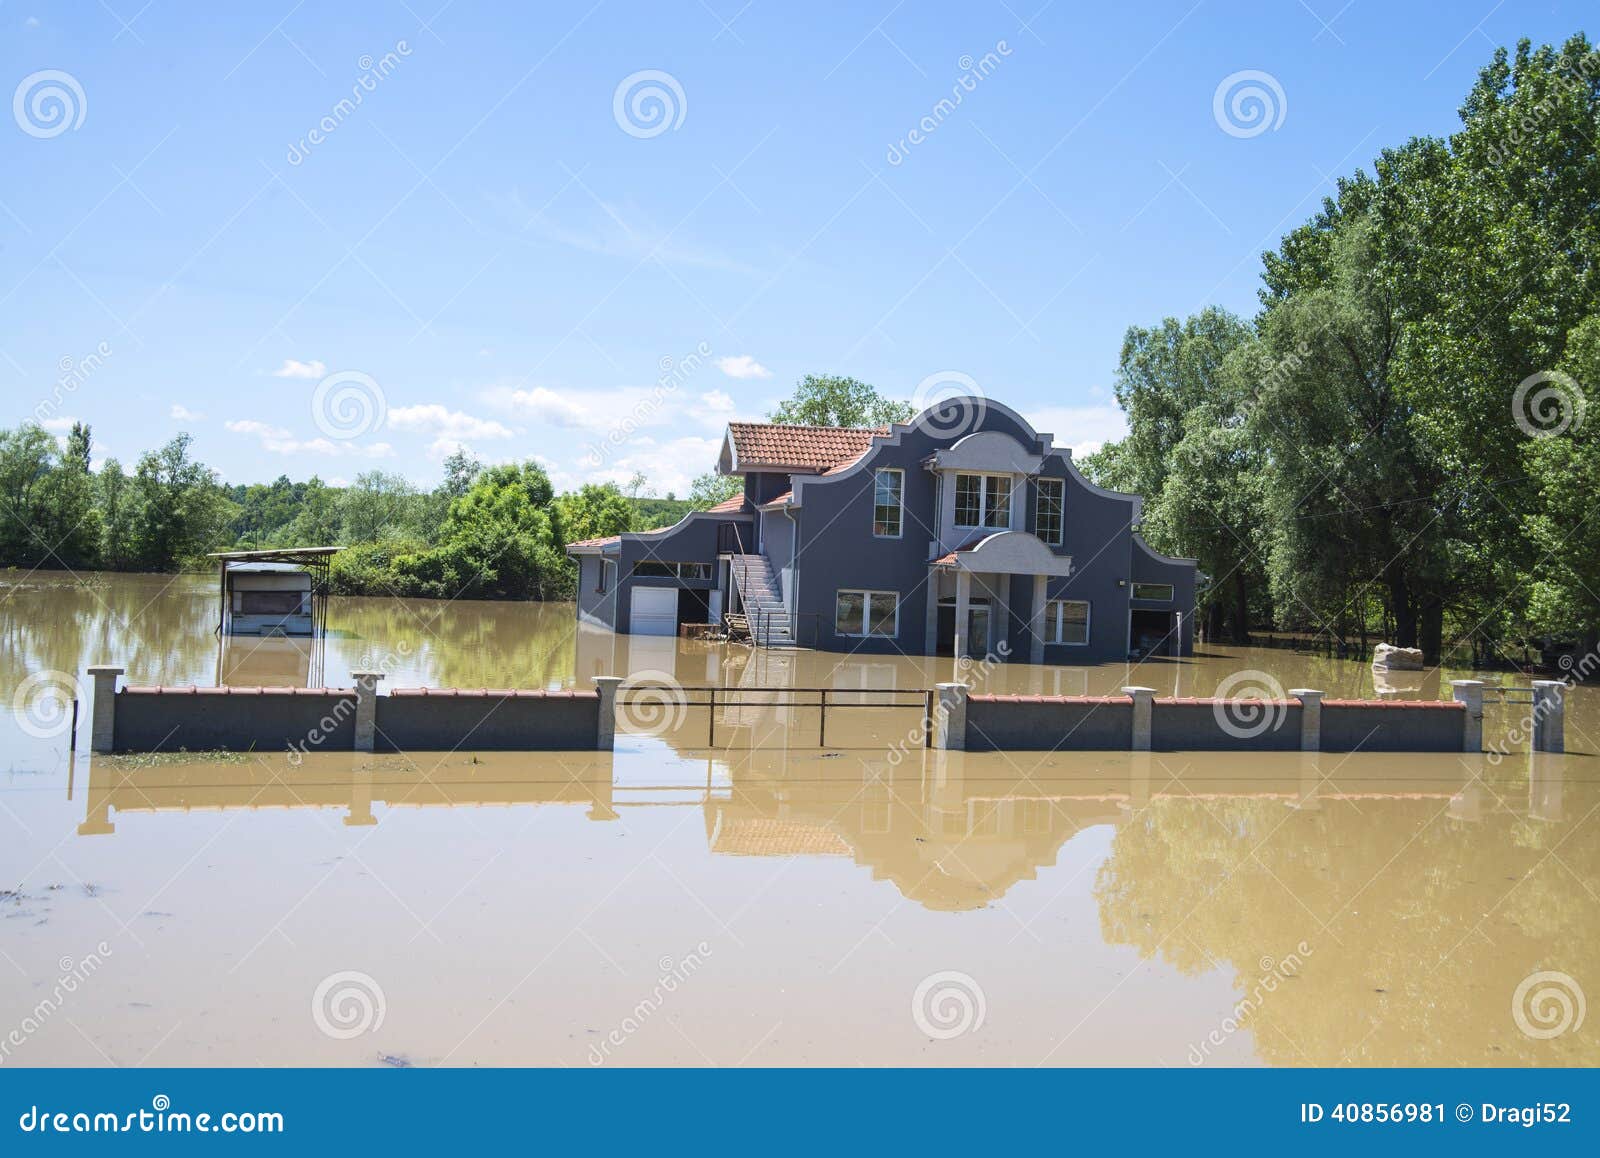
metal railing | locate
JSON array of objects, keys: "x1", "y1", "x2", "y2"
[{"x1": 616, "y1": 685, "x2": 934, "y2": 748}]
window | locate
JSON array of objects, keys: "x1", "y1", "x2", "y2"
[
  {"x1": 984, "y1": 476, "x2": 1011, "y2": 527},
  {"x1": 595, "y1": 559, "x2": 609, "y2": 594},
  {"x1": 835, "y1": 590, "x2": 899, "y2": 637},
  {"x1": 955, "y1": 473, "x2": 981, "y2": 527},
  {"x1": 954, "y1": 473, "x2": 1012, "y2": 529},
  {"x1": 631, "y1": 560, "x2": 713, "y2": 581},
  {"x1": 1043, "y1": 599, "x2": 1090, "y2": 644},
  {"x1": 873, "y1": 468, "x2": 903, "y2": 537},
  {"x1": 238, "y1": 590, "x2": 303, "y2": 615},
  {"x1": 1035, "y1": 478, "x2": 1063, "y2": 545},
  {"x1": 1132, "y1": 582, "x2": 1174, "y2": 602}
]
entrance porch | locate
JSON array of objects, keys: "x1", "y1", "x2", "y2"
[{"x1": 926, "y1": 531, "x2": 1074, "y2": 663}]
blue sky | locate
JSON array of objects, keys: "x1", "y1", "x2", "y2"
[{"x1": 3, "y1": 1, "x2": 1591, "y2": 495}]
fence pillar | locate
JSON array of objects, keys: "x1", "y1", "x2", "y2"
[
  {"x1": 1289, "y1": 688, "x2": 1323, "y2": 752},
  {"x1": 1450, "y1": 679, "x2": 1485, "y2": 753},
  {"x1": 593, "y1": 676, "x2": 623, "y2": 751},
  {"x1": 933, "y1": 682, "x2": 968, "y2": 751},
  {"x1": 351, "y1": 671, "x2": 384, "y2": 753},
  {"x1": 86, "y1": 664, "x2": 124, "y2": 754},
  {"x1": 1531, "y1": 680, "x2": 1565, "y2": 754},
  {"x1": 1122, "y1": 686, "x2": 1156, "y2": 752}
]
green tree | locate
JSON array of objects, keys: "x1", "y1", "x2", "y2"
[
  {"x1": 768, "y1": 374, "x2": 913, "y2": 427},
  {"x1": 687, "y1": 471, "x2": 742, "y2": 508},
  {"x1": 129, "y1": 434, "x2": 232, "y2": 570},
  {"x1": 97, "y1": 457, "x2": 137, "y2": 569},
  {"x1": 339, "y1": 470, "x2": 419, "y2": 544},
  {"x1": 554, "y1": 482, "x2": 634, "y2": 545}
]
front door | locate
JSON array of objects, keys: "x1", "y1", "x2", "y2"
[{"x1": 936, "y1": 599, "x2": 991, "y2": 656}]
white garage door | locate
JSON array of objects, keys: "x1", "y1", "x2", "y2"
[{"x1": 629, "y1": 586, "x2": 679, "y2": 636}]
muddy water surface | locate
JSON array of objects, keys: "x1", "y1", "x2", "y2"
[{"x1": 2, "y1": 572, "x2": 1596, "y2": 1066}]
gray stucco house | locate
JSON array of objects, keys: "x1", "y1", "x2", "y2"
[{"x1": 566, "y1": 397, "x2": 1198, "y2": 662}]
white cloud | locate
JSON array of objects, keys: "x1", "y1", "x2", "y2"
[
  {"x1": 696, "y1": 389, "x2": 735, "y2": 414},
  {"x1": 170, "y1": 404, "x2": 206, "y2": 422},
  {"x1": 387, "y1": 403, "x2": 513, "y2": 441},
  {"x1": 226, "y1": 419, "x2": 392, "y2": 458},
  {"x1": 40, "y1": 416, "x2": 76, "y2": 433},
  {"x1": 495, "y1": 385, "x2": 598, "y2": 429},
  {"x1": 269, "y1": 358, "x2": 327, "y2": 379},
  {"x1": 716, "y1": 355, "x2": 772, "y2": 380},
  {"x1": 582, "y1": 435, "x2": 723, "y2": 498},
  {"x1": 1025, "y1": 404, "x2": 1129, "y2": 460}
]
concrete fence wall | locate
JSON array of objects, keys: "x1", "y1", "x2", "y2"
[
  {"x1": 113, "y1": 686, "x2": 359, "y2": 754},
  {"x1": 943, "y1": 679, "x2": 1521, "y2": 754},
  {"x1": 87, "y1": 665, "x2": 622, "y2": 755},
  {"x1": 375, "y1": 688, "x2": 603, "y2": 752}
]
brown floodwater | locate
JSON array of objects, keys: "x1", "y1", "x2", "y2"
[{"x1": 2, "y1": 570, "x2": 1596, "y2": 1067}]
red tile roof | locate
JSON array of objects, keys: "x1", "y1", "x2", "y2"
[
  {"x1": 566, "y1": 534, "x2": 621, "y2": 549},
  {"x1": 727, "y1": 422, "x2": 886, "y2": 471},
  {"x1": 705, "y1": 495, "x2": 746, "y2": 513}
]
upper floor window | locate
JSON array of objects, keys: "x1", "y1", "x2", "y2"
[
  {"x1": 1132, "y1": 582, "x2": 1173, "y2": 601},
  {"x1": 1035, "y1": 478, "x2": 1064, "y2": 545},
  {"x1": 873, "y1": 468, "x2": 903, "y2": 538},
  {"x1": 955, "y1": 473, "x2": 1012, "y2": 529},
  {"x1": 631, "y1": 560, "x2": 714, "y2": 581}
]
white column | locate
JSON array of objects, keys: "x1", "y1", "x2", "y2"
[
  {"x1": 924, "y1": 568, "x2": 941, "y2": 656},
  {"x1": 86, "y1": 664, "x2": 124, "y2": 754},
  {"x1": 593, "y1": 676, "x2": 623, "y2": 750},
  {"x1": 351, "y1": 670, "x2": 384, "y2": 753},
  {"x1": 1531, "y1": 680, "x2": 1565, "y2": 753},
  {"x1": 1029, "y1": 575, "x2": 1047, "y2": 666},
  {"x1": 1451, "y1": 679, "x2": 1485, "y2": 753},
  {"x1": 953, "y1": 570, "x2": 970, "y2": 661},
  {"x1": 1123, "y1": 685, "x2": 1156, "y2": 751},
  {"x1": 933, "y1": 682, "x2": 968, "y2": 750},
  {"x1": 1289, "y1": 688, "x2": 1323, "y2": 751}
]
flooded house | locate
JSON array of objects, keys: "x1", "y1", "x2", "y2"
[{"x1": 566, "y1": 396, "x2": 1198, "y2": 661}]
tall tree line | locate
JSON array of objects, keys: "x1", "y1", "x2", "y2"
[{"x1": 1083, "y1": 34, "x2": 1600, "y2": 662}]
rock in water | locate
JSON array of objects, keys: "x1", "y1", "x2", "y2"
[{"x1": 1372, "y1": 642, "x2": 1424, "y2": 671}]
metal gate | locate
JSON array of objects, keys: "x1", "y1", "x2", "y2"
[{"x1": 614, "y1": 685, "x2": 934, "y2": 749}]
